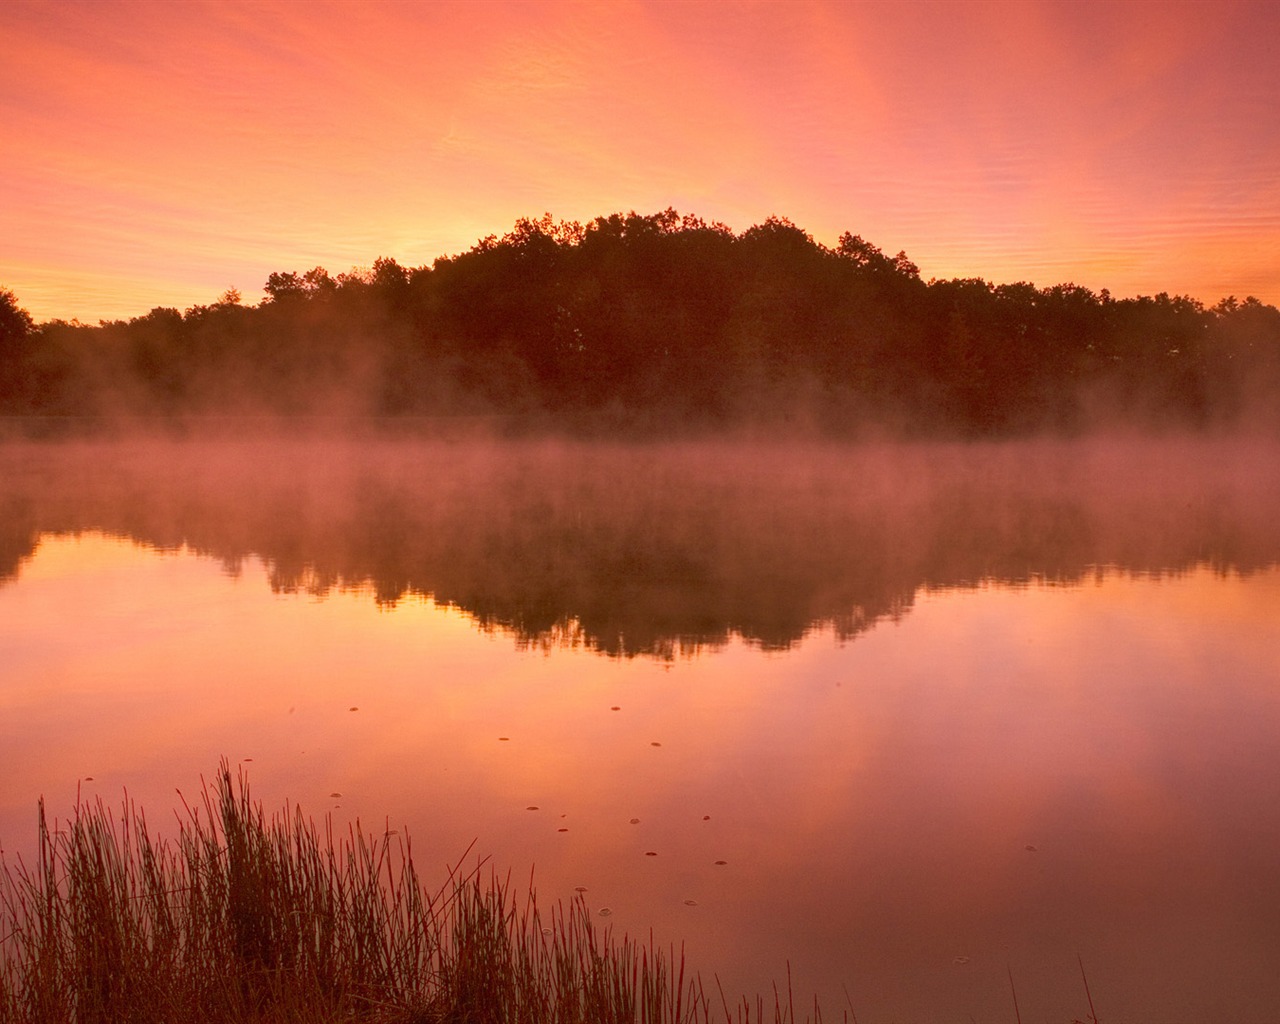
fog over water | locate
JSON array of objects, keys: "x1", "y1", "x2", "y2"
[
  {"x1": 2, "y1": 435, "x2": 1278, "y2": 655},
  {"x1": 3, "y1": 435, "x2": 1280, "y2": 1022}
]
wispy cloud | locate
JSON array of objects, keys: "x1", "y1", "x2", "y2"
[{"x1": 2, "y1": 0, "x2": 1277, "y2": 320}]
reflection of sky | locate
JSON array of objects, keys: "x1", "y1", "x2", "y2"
[
  {"x1": 3, "y1": 533, "x2": 1279, "y2": 1021},
  {"x1": 1, "y1": 1, "x2": 1278, "y2": 321}
]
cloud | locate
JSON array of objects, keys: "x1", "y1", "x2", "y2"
[{"x1": 3, "y1": 0, "x2": 1278, "y2": 321}]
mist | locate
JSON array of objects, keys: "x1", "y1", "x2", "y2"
[{"x1": 3, "y1": 434, "x2": 1277, "y2": 658}]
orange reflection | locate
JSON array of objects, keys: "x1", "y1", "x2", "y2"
[{"x1": 3, "y1": 532, "x2": 1279, "y2": 1021}]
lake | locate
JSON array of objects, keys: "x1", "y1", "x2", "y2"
[{"x1": 2, "y1": 436, "x2": 1279, "y2": 1022}]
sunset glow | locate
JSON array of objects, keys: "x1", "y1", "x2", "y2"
[{"x1": 3, "y1": 0, "x2": 1278, "y2": 323}]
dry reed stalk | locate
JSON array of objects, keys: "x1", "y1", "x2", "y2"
[{"x1": 1, "y1": 761, "x2": 825, "y2": 1024}]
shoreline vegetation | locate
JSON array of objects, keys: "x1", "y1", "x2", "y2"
[
  {"x1": 0, "y1": 767, "x2": 1117, "y2": 1024},
  {"x1": 0, "y1": 764, "x2": 833, "y2": 1024},
  {"x1": 3, "y1": 209, "x2": 1279, "y2": 439},
  {"x1": 0, "y1": 762, "x2": 1111, "y2": 1018}
]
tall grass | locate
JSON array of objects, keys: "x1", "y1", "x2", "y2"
[{"x1": 0, "y1": 764, "x2": 829, "y2": 1024}]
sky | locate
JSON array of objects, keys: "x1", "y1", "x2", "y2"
[{"x1": 2, "y1": 0, "x2": 1279, "y2": 324}]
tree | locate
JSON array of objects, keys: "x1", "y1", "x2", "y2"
[
  {"x1": 371, "y1": 257, "x2": 408, "y2": 290},
  {"x1": 0, "y1": 288, "x2": 36, "y2": 409},
  {"x1": 263, "y1": 271, "x2": 304, "y2": 303},
  {"x1": 0, "y1": 287, "x2": 33, "y2": 341},
  {"x1": 301, "y1": 267, "x2": 337, "y2": 297},
  {"x1": 837, "y1": 232, "x2": 889, "y2": 270}
]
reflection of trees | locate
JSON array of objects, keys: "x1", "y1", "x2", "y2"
[{"x1": 1, "y1": 440, "x2": 1278, "y2": 658}]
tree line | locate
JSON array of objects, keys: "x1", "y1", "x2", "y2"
[{"x1": 3, "y1": 209, "x2": 1279, "y2": 435}]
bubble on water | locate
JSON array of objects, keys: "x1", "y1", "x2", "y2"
[
  {"x1": 574, "y1": 886, "x2": 588, "y2": 893},
  {"x1": 526, "y1": 806, "x2": 539, "y2": 811},
  {"x1": 348, "y1": 707, "x2": 359, "y2": 712},
  {"x1": 542, "y1": 927, "x2": 553, "y2": 936},
  {"x1": 1025, "y1": 845, "x2": 1038, "y2": 852},
  {"x1": 599, "y1": 908, "x2": 612, "y2": 917},
  {"x1": 330, "y1": 792, "x2": 342, "y2": 798},
  {"x1": 952, "y1": 956, "x2": 970, "y2": 966},
  {"x1": 702, "y1": 815, "x2": 710, "y2": 821},
  {"x1": 499, "y1": 737, "x2": 510, "y2": 741},
  {"x1": 557, "y1": 828, "x2": 568, "y2": 833},
  {"x1": 645, "y1": 851, "x2": 657, "y2": 857},
  {"x1": 610, "y1": 706, "x2": 620, "y2": 711},
  {"x1": 650, "y1": 742, "x2": 661, "y2": 747},
  {"x1": 684, "y1": 899, "x2": 698, "y2": 906},
  {"x1": 714, "y1": 861, "x2": 727, "y2": 866},
  {"x1": 629, "y1": 818, "x2": 640, "y2": 824},
  {"x1": 84, "y1": 777, "x2": 94, "y2": 782}
]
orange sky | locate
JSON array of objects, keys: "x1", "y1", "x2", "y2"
[{"x1": 2, "y1": 0, "x2": 1278, "y2": 323}]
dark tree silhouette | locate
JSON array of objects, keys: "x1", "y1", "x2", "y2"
[
  {"x1": 1, "y1": 212, "x2": 1277, "y2": 435},
  {"x1": 0, "y1": 288, "x2": 35, "y2": 410}
]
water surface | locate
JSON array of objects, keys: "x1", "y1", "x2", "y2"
[{"x1": 2, "y1": 437, "x2": 1278, "y2": 1022}]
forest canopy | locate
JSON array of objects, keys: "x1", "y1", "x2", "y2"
[{"x1": 2, "y1": 210, "x2": 1279, "y2": 436}]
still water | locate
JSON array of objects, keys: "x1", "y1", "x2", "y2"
[{"x1": 2, "y1": 437, "x2": 1279, "y2": 1022}]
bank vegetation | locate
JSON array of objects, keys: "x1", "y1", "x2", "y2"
[{"x1": 3, "y1": 210, "x2": 1279, "y2": 436}]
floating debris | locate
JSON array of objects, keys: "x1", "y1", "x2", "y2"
[
  {"x1": 557, "y1": 828, "x2": 568, "y2": 833},
  {"x1": 702, "y1": 815, "x2": 710, "y2": 821},
  {"x1": 953, "y1": 956, "x2": 970, "y2": 966},
  {"x1": 498, "y1": 737, "x2": 510, "y2": 741},
  {"x1": 610, "y1": 706, "x2": 621, "y2": 711},
  {"x1": 526, "y1": 806, "x2": 539, "y2": 811},
  {"x1": 714, "y1": 860, "x2": 727, "y2": 866},
  {"x1": 650, "y1": 742, "x2": 661, "y2": 747},
  {"x1": 629, "y1": 818, "x2": 640, "y2": 824},
  {"x1": 348, "y1": 707, "x2": 359, "y2": 712},
  {"x1": 1025, "y1": 845, "x2": 1039, "y2": 852},
  {"x1": 574, "y1": 886, "x2": 588, "y2": 893},
  {"x1": 645, "y1": 851, "x2": 657, "y2": 857},
  {"x1": 329, "y1": 792, "x2": 342, "y2": 798},
  {"x1": 683, "y1": 899, "x2": 698, "y2": 906}
]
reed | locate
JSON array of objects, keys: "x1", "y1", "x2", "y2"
[{"x1": 0, "y1": 764, "x2": 824, "y2": 1024}]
